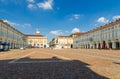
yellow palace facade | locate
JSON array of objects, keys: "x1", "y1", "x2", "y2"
[{"x1": 26, "y1": 30, "x2": 48, "y2": 48}]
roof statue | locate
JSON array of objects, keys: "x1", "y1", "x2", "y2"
[{"x1": 36, "y1": 28, "x2": 40, "y2": 35}]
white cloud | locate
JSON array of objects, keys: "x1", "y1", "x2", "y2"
[
  {"x1": 26, "y1": 0, "x2": 54, "y2": 10},
  {"x1": 69, "y1": 14, "x2": 81, "y2": 21},
  {"x1": 73, "y1": 14, "x2": 80, "y2": 19},
  {"x1": 37, "y1": 0, "x2": 53, "y2": 10},
  {"x1": 21, "y1": 23, "x2": 31, "y2": 28},
  {"x1": 97, "y1": 17, "x2": 109, "y2": 23},
  {"x1": 71, "y1": 28, "x2": 80, "y2": 33},
  {"x1": 3, "y1": 20, "x2": 20, "y2": 26},
  {"x1": 27, "y1": 0, "x2": 36, "y2": 9},
  {"x1": 27, "y1": 0, "x2": 35, "y2": 3},
  {"x1": 50, "y1": 30, "x2": 63, "y2": 35},
  {"x1": 3, "y1": 20, "x2": 31, "y2": 28},
  {"x1": 27, "y1": 4, "x2": 36, "y2": 9},
  {"x1": 112, "y1": 15, "x2": 120, "y2": 20}
]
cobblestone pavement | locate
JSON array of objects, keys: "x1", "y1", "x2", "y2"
[{"x1": 0, "y1": 48, "x2": 120, "y2": 79}]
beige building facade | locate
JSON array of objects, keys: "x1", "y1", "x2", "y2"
[
  {"x1": 0, "y1": 20, "x2": 27, "y2": 50},
  {"x1": 50, "y1": 36, "x2": 73, "y2": 48},
  {"x1": 26, "y1": 30, "x2": 48, "y2": 48},
  {"x1": 71, "y1": 32, "x2": 85, "y2": 38},
  {"x1": 73, "y1": 19, "x2": 120, "y2": 49}
]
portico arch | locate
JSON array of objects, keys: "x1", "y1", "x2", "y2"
[
  {"x1": 98, "y1": 43, "x2": 101, "y2": 49},
  {"x1": 102, "y1": 41, "x2": 106, "y2": 49},
  {"x1": 94, "y1": 42, "x2": 97, "y2": 49},
  {"x1": 108, "y1": 40, "x2": 112, "y2": 49},
  {"x1": 115, "y1": 39, "x2": 119, "y2": 49},
  {"x1": 88, "y1": 44, "x2": 90, "y2": 49}
]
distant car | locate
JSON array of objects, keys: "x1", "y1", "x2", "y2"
[
  {"x1": 20, "y1": 47, "x2": 25, "y2": 50},
  {"x1": 31, "y1": 46, "x2": 35, "y2": 48},
  {"x1": 36, "y1": 46, "x2": 39, "y2": 48}
]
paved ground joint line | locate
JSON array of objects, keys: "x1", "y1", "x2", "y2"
[{"x1": 8, "y1": 51, "x2": 36, "y2": 63}]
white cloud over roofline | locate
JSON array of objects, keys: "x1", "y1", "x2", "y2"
[
  {"x1": 97, "y1": 17, "x2": 109, "y2": 23},
  {"x1": 50, "y1": 30, "x2": 63, "y2": 35},
  {"x1": 112, "y1": 15, "x2": 120, "y2": 20},
  {"x1": 3, "y1": 19, "x2": 31, "y2": 28},
  {"x1": 71, "y1": 28, "x2": 80, "y2": 33}
]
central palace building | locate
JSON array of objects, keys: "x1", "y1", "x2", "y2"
[
  {"x1": 26, "y1": 30, "x2": 48, "y2": 48},
  {"x1": 73, "y1": 19, "x2": 120, "y2": 49}
]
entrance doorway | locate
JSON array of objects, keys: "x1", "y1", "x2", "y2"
[
  {"x1": 98, "y1": 43, "x2": 101, "y2": 49},
  {"x1": 116, "y1": 42, "x2": 120, "y2": 49},
  {"x1": 71, "y1": 44, "x2": 73, "y2": 48},
  {"x1": 44, "y1": 45, "x2": 46, "y2": 48},
  {"x1": 88, "y1": 44, "x2": 90, "y2": 49},
  {"x1": 94, "y1": 44, "x2": 96, "y2": 49},
  {"x1": 109, "y1": 42, "x2": 112, "y2": 49}
]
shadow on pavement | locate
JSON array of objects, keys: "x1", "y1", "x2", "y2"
[
  {"x1": 113, "y1": 62, "x2": 120, "y2": 65},
  {"x1": 0, "y1": 57, "x2": 109, "y2": 79}
]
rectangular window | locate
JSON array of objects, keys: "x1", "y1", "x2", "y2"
[{"x1": 112, "y1": 32, "x2": 114, "y2": 38}]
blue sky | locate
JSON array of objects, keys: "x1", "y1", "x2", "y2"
[{"x1": 0, "y1": 0, "x2": 120, "y2": 42}]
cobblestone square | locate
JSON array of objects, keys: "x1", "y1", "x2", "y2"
[{"x1": 0, "y1": 48, "x2": 120, "y2": 79}]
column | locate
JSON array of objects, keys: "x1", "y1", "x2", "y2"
[
  {"x1": 86, "y1": 44, "x2": 88, "y2": 49},
  {"x1": 85, "y1": 45, "x2": 87, "y2": 49},
  {"x1": 100, "y1": 43, "x2": 102, "y2": 49},
  {"x1": 93, "y1": 44, "x2": 95, "y2": 49},
  {"x1": 112, "y1": 41, "x2": 116, "y2": 49},
  {"x1": 118, "y1": 40, "x2": 120, "y2": 49},
  {"x1": 96, "y1": 43, "x2": 98, "y2": 49},
  {"x1": 106, "y1": 42, "x2": 109, "y2": 49}
]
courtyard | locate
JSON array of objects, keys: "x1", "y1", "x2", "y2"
[{"x1": 0, "y1": 48, "x2": 120, "y2": 79}]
